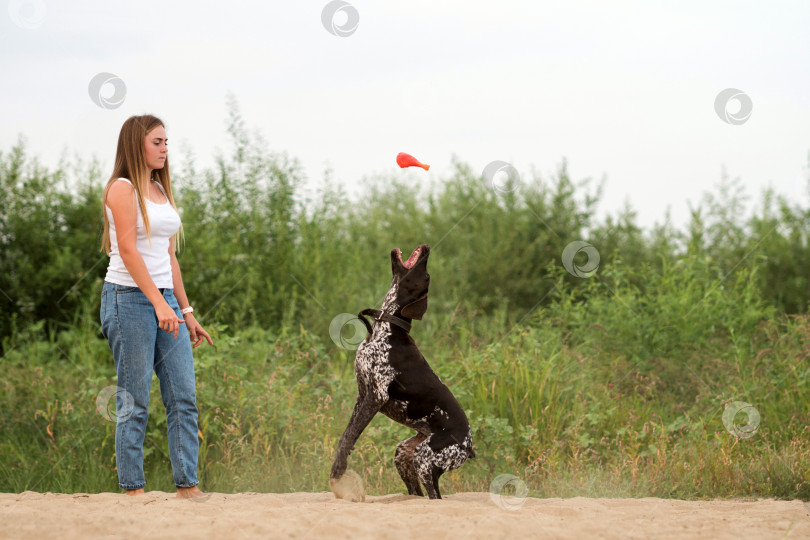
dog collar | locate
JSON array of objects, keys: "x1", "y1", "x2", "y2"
[{"x1": 358, "y1": 308, "x2": 412, "y2": 333}]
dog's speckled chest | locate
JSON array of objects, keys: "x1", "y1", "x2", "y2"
[
  {"x1": 354, "y1": 282, "x2": 399, "y2": 402},
  {"x1": 355, "y1": 325, "x2": 397, "y2": 401}
]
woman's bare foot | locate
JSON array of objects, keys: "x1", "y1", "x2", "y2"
[
  {"x1": 176, "y1": 485, "x2": 207, "y2": 499},
  {"x1": 125, "y1": 488, "x2": 146, "y2": 497}
]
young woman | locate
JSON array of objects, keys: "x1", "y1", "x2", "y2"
[{"x1": 99, "y1": 114, "x2": 213, "y2": 498}]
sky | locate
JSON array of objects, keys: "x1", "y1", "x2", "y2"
[{"x1": 2, "y1": 0, "x2": 809, "y2": 233}]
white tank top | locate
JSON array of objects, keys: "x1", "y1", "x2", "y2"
[{"x1": 103, "y1": 177, "x2": 182, "y2": 288}]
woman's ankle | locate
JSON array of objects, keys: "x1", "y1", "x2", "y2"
[{"x1": 176, "y1": 485, "x2": 206, "y2": 498}]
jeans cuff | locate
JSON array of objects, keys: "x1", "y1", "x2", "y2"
[
  {"x1": 176, "y1": 482, "x2": 199, "y2": 488},
  {"x1": 120, "y1": 483, "x2": 146, "y2": 490}
]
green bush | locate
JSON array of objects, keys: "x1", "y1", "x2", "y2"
[{"x1": 1, "y1": 100, "x2": 809, "y2": 499}]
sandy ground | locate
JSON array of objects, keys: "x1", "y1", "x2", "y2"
[{"x1": 1, "y1": 491, "x2": 809, "y2": 539}]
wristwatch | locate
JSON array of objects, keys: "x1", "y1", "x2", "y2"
[{"x1": 181, "y1": 306, "x2": 194, "y2": 315}]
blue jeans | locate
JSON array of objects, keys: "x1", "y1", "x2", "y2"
[{"x1": 99, "y1": 281, "x2": 199, "y2": 490}]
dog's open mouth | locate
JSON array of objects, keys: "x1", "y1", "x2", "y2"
[{"x1": 397, "y1": 246, "x2": 422, "y2": 269}]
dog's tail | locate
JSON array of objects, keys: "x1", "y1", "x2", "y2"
[
  {"x1": 463, "y1": 433, "x2": 476, "y2": 459},
  {"x1": 357, "y1": 310, "x2": 374, "y2": 335}
]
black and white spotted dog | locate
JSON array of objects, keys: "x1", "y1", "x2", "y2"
[{"x1": 330, "y1": 244, "x2": 475, "y2": 499}]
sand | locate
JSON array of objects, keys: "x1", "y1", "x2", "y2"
[{"x1": 1, "y1": 491, "x2": 808, "y2": 539}]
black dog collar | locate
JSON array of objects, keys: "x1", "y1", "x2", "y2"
[{"x1": 358, "y1": 308, "x2": 412, "y2": 333}]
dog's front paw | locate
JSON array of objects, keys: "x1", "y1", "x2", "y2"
[
  {"x1": 330, "y1": 460, "x2": 347, "y2": 479},
  {"x1": 329, "y1": 470, "x2": 365, "y2": 502}
]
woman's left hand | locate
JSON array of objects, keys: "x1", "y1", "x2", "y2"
[{"x1": 183, "y1": 313, "x2": 214, "y2": 348}]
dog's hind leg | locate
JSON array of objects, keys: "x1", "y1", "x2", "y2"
[
  {"x1": 394, "y1": 432, "x2": 427, "y2": 496},
  {"x1": 413, "y1": 431, "x2": 474, "y2": 499},
  {"x1": 330, "y1": 396, "x2": 385, "y2": 480},
  {"x1": 413, "y1": 437, "x2": 444, "y2": 499}
]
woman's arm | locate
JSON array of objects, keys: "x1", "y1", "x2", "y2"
[
  {"x1": 169, "y1": 236, "x2": 191, "y2": 311},
  {"x1": 169, "y1": 237, "x2": 213, "y2": 348}
]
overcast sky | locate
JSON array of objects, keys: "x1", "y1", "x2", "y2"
[{"x1": 2, "y1": 0, "x2": 809, "y2": 232}]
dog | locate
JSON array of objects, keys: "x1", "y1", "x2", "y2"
[{"x1": 330, "y1": 244, "x2": 475, "y2": 499}]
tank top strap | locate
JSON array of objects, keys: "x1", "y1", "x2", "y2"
[{"x1": 152, "y1": 180, "x2": 169, "y2": 198}]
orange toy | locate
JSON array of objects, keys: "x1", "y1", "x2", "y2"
[{"x1": 396, "y1": 152, "x2": 430, "y2": 170}]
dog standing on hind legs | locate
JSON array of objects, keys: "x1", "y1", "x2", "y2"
[{"x1": 330, "y1": 244, "x2": 475, "y2": 500}]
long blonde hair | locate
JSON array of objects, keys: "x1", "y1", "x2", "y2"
[{"x1": 100, "y1": 114, "x2": 184, "y2": 254}]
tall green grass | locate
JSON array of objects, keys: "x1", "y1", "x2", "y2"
[{"x1": 1, "y1": 254, "x2": 808, "y2": 498}]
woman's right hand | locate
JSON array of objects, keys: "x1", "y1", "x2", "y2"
[{"x1": 155, "y1": 300, "x2": 185, "y2": 338}]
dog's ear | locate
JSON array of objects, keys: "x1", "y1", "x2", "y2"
[{"x1": 401, "y1": 295, "x2": 428, "y2": 320}]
